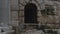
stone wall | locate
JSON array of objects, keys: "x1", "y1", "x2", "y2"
[
  {"x1": 10, "y1": 0, "x2": 19, "y2": 26},
  {"x1": 10, "y1": 0, "x2": 60, "y2": 34},
  {"x1": 10, "y1": 0, "x2": 60, "y2": 29}
]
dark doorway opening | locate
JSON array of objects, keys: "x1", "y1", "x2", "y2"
[{"x1": 24, "y1": 3, "x2": 38, "y2": 23}]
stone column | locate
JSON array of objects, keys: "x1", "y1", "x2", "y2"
[
  {"x1": 0, "y1": 0, "x2": 10, "y2": 24},
  {"x1": 0, "y1": 0, "x2": 2, "y2": 22}
]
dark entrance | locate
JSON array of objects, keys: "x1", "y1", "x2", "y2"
[{"x1": 24, "y1": 3, "x2": 38, "y2": 23}]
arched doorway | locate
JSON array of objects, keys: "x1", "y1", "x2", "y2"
[{"x1": 24, "y1": 3, "x2": 38, "y2": 23}]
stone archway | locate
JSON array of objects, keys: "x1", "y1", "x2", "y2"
[{"x1": 24, "y1": 3, "x2": 38, "y2": 23}]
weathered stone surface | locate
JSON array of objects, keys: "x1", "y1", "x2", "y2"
[
  {"x1": 10, "y1": 0, "x2": 18, "y2": 10},
  {"x1": 10, "y1": 0, "x2": 60, "y2": 28}
]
